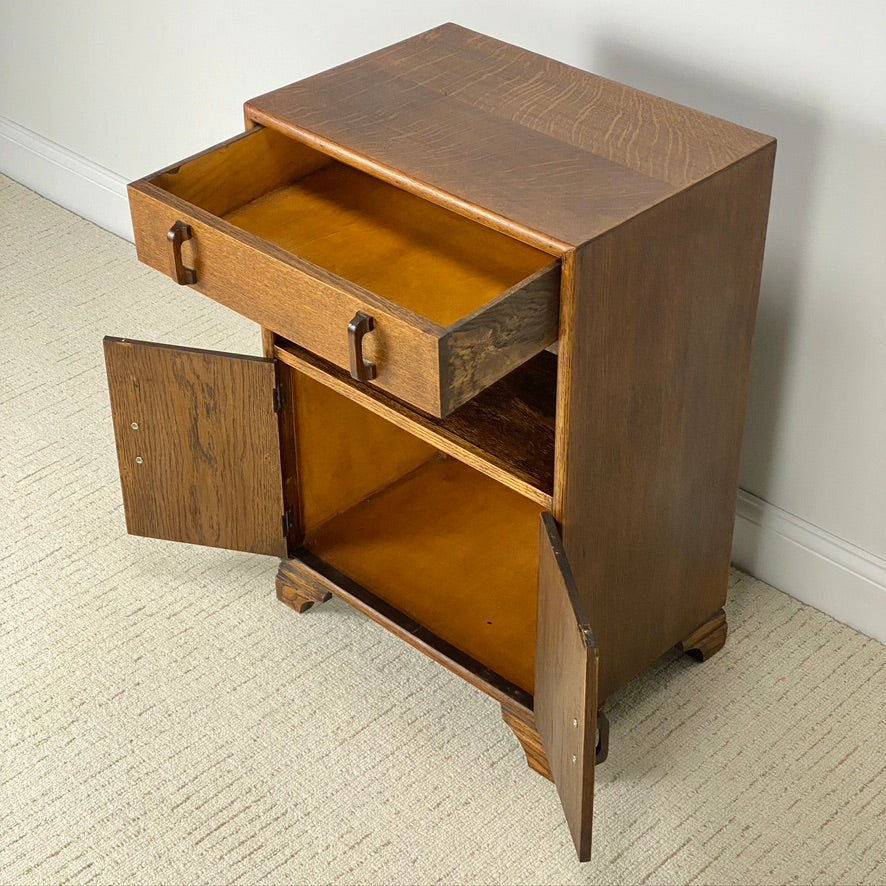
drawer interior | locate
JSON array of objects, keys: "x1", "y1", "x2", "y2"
[
  {"x1": 290, "y1": 368, "x2": 541, "y2": 695},
  {"x1": 151, "y1": 127, "x2": 555, "y2": 326}
]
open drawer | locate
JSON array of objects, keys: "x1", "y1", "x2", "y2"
[{"x1": 128, "y1": 126, "x2": 561, "y2": 417}]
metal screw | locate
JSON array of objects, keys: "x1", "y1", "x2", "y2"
[
  {"x1": 135, "y1": 456, "x2": 143, "y2": 465},
  {"x1": 571, "y1": 754, "x2": 577, "y2": 764},
  {"x1": 131, "y1": 422, "x2": 139, "y2": 430}
]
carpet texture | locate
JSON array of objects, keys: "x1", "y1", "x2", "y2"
[{"x1": 1, "y1": 175, "x2": 884, "y2": 885}]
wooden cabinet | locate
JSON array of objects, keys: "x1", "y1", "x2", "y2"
[{"x1": 104, "y1": 24, "x2": 775, "y2": 861}]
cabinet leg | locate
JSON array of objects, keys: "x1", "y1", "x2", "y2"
[
  {"x1": 276, "y1": 558, "x2": 332, "y2": 614},
  {"x1": 678, "y1": 608, "x2": 728, "y2": 661},
  {"x1": 501, "y1": 701, "x2": 553, "y2": 781},
  {"x1": 501, "y1": 702, "x2": 611, "y2": 778}
]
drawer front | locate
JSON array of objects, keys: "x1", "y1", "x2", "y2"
[{"x1": 130, "y1": 184, "x2": 445, "y2": 413}]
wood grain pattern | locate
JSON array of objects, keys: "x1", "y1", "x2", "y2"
[
  {"x1": 500, "y1": 700, "x2": 553, "y2": 781},
  {"x1": 291, "y1": 370, "x2": 436, "y2": 533},
  {"x1": 276, "y1": 557, "x2": 332, "y2": 613},
  {"x1": 535, "y1": 512, "x2": 598, "y2": 862},
  {"x1": 283, "y1": 552, "x2": 533, "y2": 709},
  {"x1": 440, "y1": 262, "x2": 560, "y2": 414},
  {"x1": 128, "y1": 183, "x2": 447, "y2": 414},
  {"x1": 305, "y1": 456, "x2": 542, "y2": 694},
  {"x1": 558, "y1": 144, "x2": 776, "y2": 701},
  {"x1": 274, "y1": 340, "x2": 556, "y2": 506},
  {"x1": 260, "y1": 326, "x2": 276, "y2": 359},
  {"x1": 678, "y1": 609, "x2": 728, "y2": 661},
  {"x1": 551, "y1": 249, "x2": 577, "y2": 514},
  {"x1": 103, "y1": 338, "x2": 286, "y2": 556},
  {"x1": 131, "y1": 156, "x2": 559, "y2": 416},
  {"x1": 245, "y1": 23, "x2": 773, "y2": 247},
  {"x1": 117, "y1": 31, "x2": 779, "y2": 864},
  {"x1": 381, "y1": 25, "x2": 770, "y2": 185}
]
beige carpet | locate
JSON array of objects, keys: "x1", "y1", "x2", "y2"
[{"x1": 1, "y1": 174, "x2": 884, "y2": 886}]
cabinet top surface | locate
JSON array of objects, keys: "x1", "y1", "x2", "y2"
[{"x1": 245, "y1": 23, "x2": 774, "y2": 249}]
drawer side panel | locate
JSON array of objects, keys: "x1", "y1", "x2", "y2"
[{"x1": 440, "y1": 262, "x2": 560, "y2": 414}]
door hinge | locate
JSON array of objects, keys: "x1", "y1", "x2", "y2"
[
  {"x1": 282, "y1": 508, "x2": 294, "y2": 537},
  {"x1": 273, "y1": 383, "x2": 284, "y2": 414}
]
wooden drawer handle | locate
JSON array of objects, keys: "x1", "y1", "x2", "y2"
[
  {"x1": 167, "y1": 221, "x2": 197, "y2": 285},
  {"x1": 348, "y1": 312, "x2": 377, "y2": 381}
]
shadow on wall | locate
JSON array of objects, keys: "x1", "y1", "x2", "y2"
[{"x1": 590, "y1": 38, "x2": 822, "y2": 503}]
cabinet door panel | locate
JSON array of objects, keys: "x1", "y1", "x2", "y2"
[
  {"x1": 104, "y1": 337, "x2": 287, "y2": 557},
  {"x1": 535, "y1": 512, "x2": 599, "y2": 861}
]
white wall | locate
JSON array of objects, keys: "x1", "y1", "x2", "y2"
[{"x1": 2, "y1": 0, "x2": 885, "y2": 640}]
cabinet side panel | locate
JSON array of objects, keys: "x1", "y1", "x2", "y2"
[{"x1": 560, "y1": 145, "x2": 775, "y2": 701}]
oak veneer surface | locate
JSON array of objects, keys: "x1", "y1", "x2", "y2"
[
  {"x1": 128, "y1": 184, "x2": 447, "y2": 414},
  {"x1": 559, "y1": 145, "x2": 776, "y2": 701},
  {"x1": 103, "y1": 338, "x2": 286, "y2": 557},
  {"x1": 224, "y1": 161, "x2": 551, "y2": 327},
  {"x1": 535, "y1": 513, "x2": 598, "y2": 861},
  {"x1": 305, "y1": 456, "x2": 542, "y2": 694},
  {"x1": 129, "y1": 136, "x2": 560, "y2": 417},
  {"x1": 246, "y1": 23, "x2": 774, "y2": 247}
]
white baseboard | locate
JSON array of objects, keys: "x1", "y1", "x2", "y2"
[
  {"x1": 0, "y1": 116, "x2": 133, "y2": 241},
  {"x1": 2, "y1": 117, "x2": 884, "y2": 646},
  {"x1": 733, "y1": 490, "x2": 886, "y2": 644}
]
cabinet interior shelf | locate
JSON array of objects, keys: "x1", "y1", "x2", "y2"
[{"x1": 276, "y1": 340, "x2": 557, "y2": 507}]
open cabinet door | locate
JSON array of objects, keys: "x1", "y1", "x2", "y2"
[
  {"x1": 103, "y1": 337, "x2": 288, "y2": 557},
  {"x1": 535, "y1": 512, "x2": 599, "y2": 861}
]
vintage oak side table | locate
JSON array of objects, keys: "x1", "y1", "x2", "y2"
[{"x1": 103, "y1": 24, "x2": 775, "y2": 860}]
